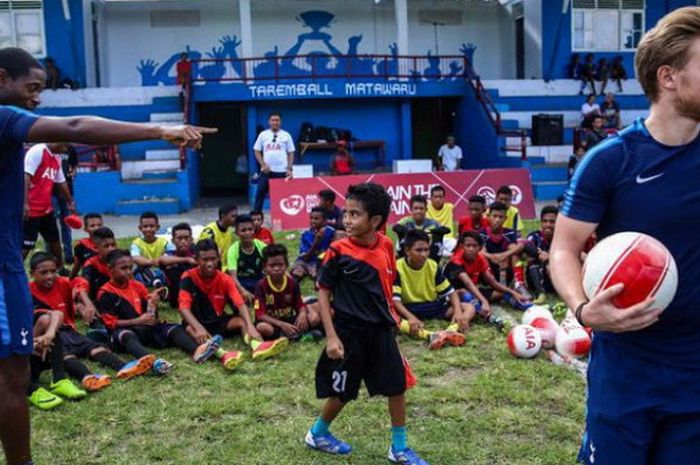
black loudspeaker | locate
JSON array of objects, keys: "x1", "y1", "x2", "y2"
[{"x1": 531, "y1": 114, "x2": 563, "y2": 146}]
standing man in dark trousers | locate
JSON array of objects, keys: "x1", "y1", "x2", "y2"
[
  {"x1": 253, "y1": 112, "x2": 294, "y2": 212},
  {"x1": 0, "y1": 46, "x2": 215, "y2": 465},
  {"x1": 551, "y1": 8, "x2": 700, "y2": 465}
]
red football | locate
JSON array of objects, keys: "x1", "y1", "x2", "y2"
[
  {"x1": 582, "y1": 232, "x2": 678, "y2": 311},
  {"x1": 64, "y1": 214, "x2": 83, "y2": 230}
]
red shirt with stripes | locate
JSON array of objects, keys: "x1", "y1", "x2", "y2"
[
  {"x1": 179, "y1": 268, "x2": 244, "y2": 325},
  {"x1": 30, "y1": 277, "x2": 77, "y2": 329}
]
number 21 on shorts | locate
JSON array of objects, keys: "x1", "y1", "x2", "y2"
[{"x1": 332, "y1": 370, "x2": 347, "y2": 393}]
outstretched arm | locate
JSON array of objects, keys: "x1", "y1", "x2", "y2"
[{"x1": 27, "y1": 117, "x2": 216, "y2": 148}]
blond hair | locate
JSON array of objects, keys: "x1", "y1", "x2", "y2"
[{"x1": 636, "y1": 7, "x2": 700, "y2": 102}]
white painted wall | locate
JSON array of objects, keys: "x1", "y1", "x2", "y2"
[
  {"x1": 523, "y1": 0, "x2": 542, "y2": 79},
  {"x1": 99, "y1": 0, "x2": 516, "y2": 86}
]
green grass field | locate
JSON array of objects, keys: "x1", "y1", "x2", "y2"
[{"x1": 31, "y1": 222, "x2": 586, "y2": 465}]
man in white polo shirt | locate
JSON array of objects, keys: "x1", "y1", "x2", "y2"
[
  {"x1": 253, "y1": 112, "x2": 295, "y2": 212},
  {"x1": 437, "y1": 135, "x2": 462, "y2": 171}
]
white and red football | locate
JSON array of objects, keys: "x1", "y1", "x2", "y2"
[
  {"x1": 507, "y1": 324, "x2": 542, "y2": 359},
  {"x1": 531, "y1": 317, "x2": 560, "y2": 349},
  {"x1": 521, "y1": 305, "x2": 555, "y2": 326},
  {"x1": 555, "y1": 318, "x2": 591, "y2": 358},
  {"x1": 582, "y1": 232, "x2": 678, "y2": 311}
]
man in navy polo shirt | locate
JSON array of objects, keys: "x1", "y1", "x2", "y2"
[
  {"x1": 0, "y1": 47, "x2": 215, "y2": 465},
  {"x1": 551, "y1": 8, "x2": 700, "y2": 465}
]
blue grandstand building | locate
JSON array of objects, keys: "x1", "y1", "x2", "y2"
[{"x1": 14, "y1": 0, "x2": 696, "y2": 213}]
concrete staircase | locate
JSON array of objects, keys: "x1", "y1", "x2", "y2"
[{"x1": 485, "y1": 79, "x2": 649, "y2": 201}]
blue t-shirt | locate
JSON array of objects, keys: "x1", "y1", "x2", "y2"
[
  {"x1": 299, "y1": 226, "x2": 335, "y2": 264},
  {"x1": 0, "y1": 106, "x2": 38, "y2": 272},
  {"x1": 564, "y1": 117, "x2": 700, "y2": 368}
]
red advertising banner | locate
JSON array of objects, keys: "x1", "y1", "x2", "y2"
[{"x1": 269, "y1": 169, "x2": 535, "y2": 231}]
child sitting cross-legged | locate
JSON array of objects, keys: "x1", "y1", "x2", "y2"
[
  {"x1": 290, "y1": 207, "x2": 336, "y2": 283},
  {"x1": 130, "y1": 211, "x2": 170, "y2": 288},
  {"x1": 70, "y1": 212, "x2": 103, "y2": 279},
  {"x1": 97, "y1": 249, "x2": 224, "y2": 376},
  {"x1": 392, "y1": 230, "x2": 468, "y2": 350},
  {"x1": 254, "y1": 244, "x2": 322, "y2": 341},
  {"x1": 30, "y1": 252, "x2": 152, "y2": 392},
  {"x1": 180, "y1": 239, "x2": 289, "y2": 364}
]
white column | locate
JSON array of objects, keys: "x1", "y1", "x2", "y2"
[
  {"x1": 394, "y1": 0, "x2": 409, "y2": 55},
  {"x1": 239, "y1": 0, "x2": 253, "y2": 58}
]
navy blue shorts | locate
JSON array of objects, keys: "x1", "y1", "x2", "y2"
[
  {"x1": 405, "y1": 301, "x2": 449, "y2": 320},
  {"x1": 0, "y1": 270, "x2": 34, "y2": 358},
  {"x1": 578, "y1": 338, "x2": 700, "y2": 465}
]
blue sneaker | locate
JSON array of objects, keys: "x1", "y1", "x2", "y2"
[
  {"x1": 193, "y1": 335, "x2": 222, "y2": 364},
  {"x1": 388, "y1": 446, "x2": 430, "y2": 465},
  {"x1": 152, "y1": 358, "x2": 174, "y2": 375},
  {"x1": 503, "y1": 293, "x2": 533, "y2": 311},
  {"x1": 304, "y1": 430, "x2": 352, "y2": 455}
]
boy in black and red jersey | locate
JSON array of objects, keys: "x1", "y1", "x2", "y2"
[
  {"x1": 70, "y1": 213, "x2": 103, "y2": 279},
  {"x1": 254, "y1": 244, "x2": 321, "y2": 340},
  {"x1": 97, "y1": 249, "x2": 223, "y2": 375},
  {"x1": 304, "y1": 183, "x2": 429, "y2": 465},
  {"x1": 159, "y1": 222, "x2": 197, "y2": 309},
  {"x1": 29, "y1": 252, "x2": 153, "y2": 388},
  {"x1": 73, "y1": 227, "x2": 117, "y2": 301},
  {"x1": 179, "y1": 240, "x2": 288, "y2": 363}
]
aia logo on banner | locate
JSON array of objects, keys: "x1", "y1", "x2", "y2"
[
  {"x1": 477, "y1": 185, "x2": 523, "y2": 205},
  {"x1": 280, "y1": 195, "x2": 305, "y2": 215}
]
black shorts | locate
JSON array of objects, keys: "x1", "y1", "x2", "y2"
[
  {"x1": 23, "y1": 214, "x2": 60, "y2": 250},
  {"x1": 60, "y1": 328, "x2": 106, "y2": 358},
  {"x1": 112, "y1": 323, "x2": 179, "y2": 349},
  {"x1": 256, "y1": 316, "x2": 297, "y2": 340},
  {"x1": 184, "y1": 315, "x2": 236, "y2": 337},
  {"x1": 316, "y1": 319, "x2": 407, "y2": 402}
]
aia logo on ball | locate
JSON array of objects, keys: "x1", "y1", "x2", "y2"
[
  {"x1": 476, "y1": 185, "x2": 523, "y2": 205},
  {"x1": 279, "y1": 195, "x2": 305, "y2": 216}
]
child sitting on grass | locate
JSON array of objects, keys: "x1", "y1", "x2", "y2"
[
  {"x1": 523, "y1": 206, "x2": 558, "y2": 304},
  {"x1": 70, "y1": 212, "x2": 103, "y2": 278},
  {"x1": 290, "y1": 207, "x2": 336, "y2": 283},
  {"x1": 74, "y1": 226, "x2": 117, "y2": 300},
  {"x1": 30, "y1": 252, "x2": 151, "y2": 391},
  {"x1": 445, "y1": 232, "x2": 529, "y2": 326},
  {"x1": 254, "y1": 244, "x2": 322, "y2": 340},
  {"x1": 180, "y1": 240, "x2": 288, "y2": 364},
  {"x1": 97, "y1": 249, "x2": 223, "y2": 376},
  {"x1": 305, "y1": 182, "x2": 429, "y2": 465},
  {"x1": 130, "y1": 211, "x2": 171, "y2": 288},
  {"x1": 199, "y1": 204, "x2": 237, "y2": 269},
  {"x1": 250, "y1": 210, "x2": 275, "y2": 245},
  {"x1": 226, "y1": 214, "x2": 268, "y2": 303},
  {"x1": 28, "y1": 308, "x2": 86, "y2": 410},
  {"x1": 392, "y1": 230, "x2": 468, "y2": 349},
  {"x1": 160, "y1": 222, "x2": 197, "y2": 309},
  {"x1": 457, "y1": 195, "x2": 489, "y2": 235}
]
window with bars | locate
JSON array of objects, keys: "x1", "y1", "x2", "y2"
[
  {"x1": 0, "y1": 1, "x2": 45, "y2": 57},
  {"x1": 572, "y1": 0, "x2": 644, "y2": 52}
]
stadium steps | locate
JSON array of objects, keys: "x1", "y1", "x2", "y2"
[
  {"x1": 115, "y1": 198, "x2": 181, "y2": 216},
  {"x1": 145, "y1": 149, "x2": 180, "y2": 161}
]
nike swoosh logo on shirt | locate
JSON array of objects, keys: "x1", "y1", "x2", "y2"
[{"x1": 635, "y1": 173, "x2": 664, "y2": 184}]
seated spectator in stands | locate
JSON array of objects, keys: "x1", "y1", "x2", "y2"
[
  {"x1": 437, "y1": 135, "x2": 463, "y2": 171},
  {"x1": 567, "y1": 53, "x2": 581, "y2": 80},
  {"x1": 44, "y1": 57, "x2": 75, "y2": 90},
  {"x1": 568, "y1": 145, "x2": 586, "y2": 180},
  {"x1": 250, "y1": 210, "x2": 274, "y2": 245},
  {"x1": 458, "y1": 195, "x2": 489, "y2": 235},
  {"x1": 578, "y1": 53, "x2": 597, "y2": 95},
  {"x1": 317, "y1": 189, "x2": 344, "y2": 230},
  {"x1": 330, "y1": 140, "x2": 354, "y2": 175},
  {"x1": 580, "y1": 94, "x2": 601, "y2": 127},
  {"x1": 583, "y1": 116, "x2": 608, "y2": 151},
  {"x1": 610, "y1": 55, "x2": 627, "y2": 92},
  {"x1": 601, "y1": 92, "x2": 621, "y2": 129},
  {"x1": 596, "y1": 58, "x2": 609, "y2": 95}
]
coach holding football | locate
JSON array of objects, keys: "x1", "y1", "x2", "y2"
[
  {"x1": 253, "y1": 112, "x2": 295, "y2": 212},
  {"x1": 551, "y1": 8, "x2": 700, "y2": 465}
]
